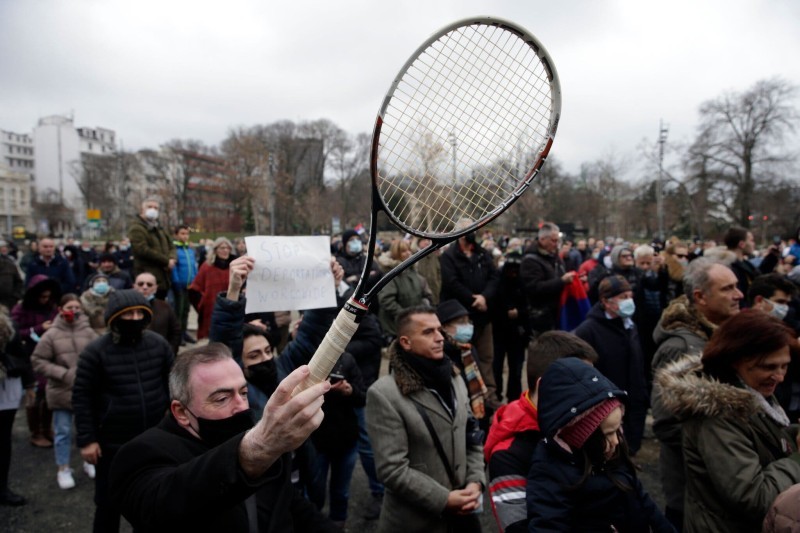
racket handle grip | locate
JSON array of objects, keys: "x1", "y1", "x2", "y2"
[{"x1": 292, "y1": 300, "x2": 364, "y2": 396}]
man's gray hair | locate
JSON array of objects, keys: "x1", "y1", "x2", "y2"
[
  {"x1": 169, "y1": 343, "x2": 233, "y2": 406},
  {"x1": 537, "y1": 222, "x2": 559, "y2": 241},
  {"x1": 683, "y1": 257, "x2": 725, "y2": 303}
]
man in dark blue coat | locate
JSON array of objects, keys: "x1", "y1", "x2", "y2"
[{"x1": 572, "y1": 275, "x2": 648, "y2": 454}]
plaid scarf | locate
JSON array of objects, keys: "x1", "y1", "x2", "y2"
[{"x1": 455, "y1": 341, "x2": 488, "y2": 419}]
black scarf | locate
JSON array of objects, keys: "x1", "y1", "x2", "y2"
[
  {"x1": 214, "y1": 256, "x2": 233, "y2": 269},
  {"x1": 400, "y1": 349, "x2": 454, "y2": 411}
]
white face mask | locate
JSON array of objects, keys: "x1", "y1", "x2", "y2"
[
  {"x1": 616, "y1": 298, "x2": 636, "y2": 318},
  {"x1": 768, "y1": 300, "x2": 789, "y2": 321},
  {"x1": 145, "y1": 208, "x2": 159, "y2": 220}
]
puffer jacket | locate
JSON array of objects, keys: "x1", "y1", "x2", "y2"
[
  {"x1": 527, "y1": 358, "x2": 672, "y2": 532},
  {"x1": 656, "y1": 354, "x2": 800, "y2": 533},
  {"x1": 171, "y1": 241, "x2": 197, "y2": 289},
  {"x1": 72, "y1": 292, "x2": 174, "y2": 450},
  {"x1": 31, "y1": 314, "x2": 98, "y2": 410},
  {"x1": 763, "y1": 483, "x2": 800, "y2": 533}
]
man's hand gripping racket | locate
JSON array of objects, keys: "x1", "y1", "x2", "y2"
[{"x1": 294, "y1": 16, "x2": 562, "y2": 395}]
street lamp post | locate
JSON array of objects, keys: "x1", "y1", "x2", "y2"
[{"x1": 657, "y1": 120, "x2": 669, "y2": 241}]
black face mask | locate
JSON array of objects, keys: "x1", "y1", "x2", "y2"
[
  {"x1": 245, "y1": 359, "x2": 278, "y2": 397},
  {"x1": 464, "y1": 232, "x2": 477, "y2": 245},
  {"x1": 187, "y1": 408, "x2": 255, "y2": 448},
  {"x1": 112, "y1": 317, "x2": 148, "y2": 344}
]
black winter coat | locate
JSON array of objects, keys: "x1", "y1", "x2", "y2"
[
  {"x1": 520, "y1": 242, "x2": 565, "y2": 332},
  {"x1": 572, "y1": 303, "x2": 648, "y2": 407},
  {"x1": 72, "y1": 330, "x2": 173, "y2": 449},
  {"x1": 311, "y1": 352, "x2": 366, "y2": 456},
  {"x1": 110, "y1": 414, "x2": 338, "y2": 533},
  {"x1": 439, "y1": 243, "x2": 499, "y2": 328},
  {"x1": 527, "y1": 358, "x2": 672, "y2": 532}
]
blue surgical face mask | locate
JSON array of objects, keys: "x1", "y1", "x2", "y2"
[
  {"x1": 768, "y1": 300, "x2": 789, "y2": 321},
  {"x1": 93, "y1": 281, "x2": 110, "y2": 295},
  {"x1": 616, "y1": 298, "x2": 636, "y2": 318},
  {"x1": 347, "y1": 239, "x2": 363, "y2": 255},
  {"x1": 453, "y1": 323, "x2": 474, "y2": 344}
]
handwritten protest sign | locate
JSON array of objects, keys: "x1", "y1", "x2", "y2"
[{"x1": 244, "y1": 236, "x2": 335, "y2": 314}]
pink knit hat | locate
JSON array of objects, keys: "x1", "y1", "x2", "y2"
[{"x1": 559, "y1": 398, "x2": 622, "y2": 450}]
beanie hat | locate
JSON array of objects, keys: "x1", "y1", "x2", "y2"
[
  {"x1": 558, "y1": 398, "x2": 622, "y2": 450},
  {"x1": 436, "y1": 299, "x2": 469, "y2": 325},
  {"x1": 99, "y1": 253, "x2": 115, "y2": 263},
  {"x1": 598, "y1": 275, "x2": 631, "y2": 300},
  {"x1": 341, "y1": 229, "x2": 360, "y2": 245},
  {"x1": 104, "y1": 289, "x2": 153, "y2": 326}
]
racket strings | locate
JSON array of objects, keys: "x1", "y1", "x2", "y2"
[{"x1": 377, "y1": 22, "x2": 555, "y2": 235}]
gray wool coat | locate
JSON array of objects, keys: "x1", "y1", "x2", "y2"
[{"x1": 365, "y1": 346, "x2": 485, "y2": 533}]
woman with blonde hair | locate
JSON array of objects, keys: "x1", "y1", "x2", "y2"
[
  {"x1": 377, "y1": 238, "x2": 430, "y2": 343},
  {"x1": 189, "y1": 237, "x2": 233, "y2": 339}
]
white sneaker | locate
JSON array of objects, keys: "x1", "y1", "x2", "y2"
[
  {"x1": 83, "y1": 462, "x2": 96, "y2": 479},
  {"x1": 57, "y1": 469, "x2": 76, "y2": 490}
]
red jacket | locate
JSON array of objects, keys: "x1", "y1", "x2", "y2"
[
  {"x1": 485, "y1": 391, "x2": 541, "y2": 533},
  {"x1": 189, "y1": 263, "x2": 229, "y2": 339}
]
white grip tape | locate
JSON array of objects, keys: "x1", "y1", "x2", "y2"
[{"x1": 292, "y1": 305, "x2": 360, "y2": 396}]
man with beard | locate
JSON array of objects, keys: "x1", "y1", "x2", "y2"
[
  {"x1": 109, "y1": 343, "x2": 338, "y2": 532},
  {"x1": 72, "y1": 290, "x2": 174, "y2": 533}
]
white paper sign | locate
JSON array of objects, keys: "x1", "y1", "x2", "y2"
[{"x1": 244, "y1": 236, "x2": 335, "y2": 313}]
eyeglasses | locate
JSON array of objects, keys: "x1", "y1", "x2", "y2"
[
  {"x1": 619, "y1": 253, "x2": 633, "y2": 259},
  {"x1": 136, "y1": 282, "x2": 155, "y2": 287},
  {"x1": 676, "y1": 254, "x2": 688, "y2": 259}
]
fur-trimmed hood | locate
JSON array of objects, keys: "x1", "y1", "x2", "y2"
[
  {"x1": 655, "y1": 353, "x2": 758, "y2": 420},
  {"x1": 654, "y1": 295, "x2": 716, "y2": 344},
  {"x1": 388, "y1": 340, "x2": 459, "y2": 396},
  {"x1": 702, "y1": 246, "x2": 738, "y2": 266}
]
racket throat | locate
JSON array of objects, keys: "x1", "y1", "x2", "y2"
[{"x1": 343, "y1": 298, "x2": 369, "y2": 322}]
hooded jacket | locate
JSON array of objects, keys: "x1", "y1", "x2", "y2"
[
  {"x1": 656, "y1": 354, "x2": 800, "y2": 533},
  {"x1": 72, "y1": 290, "x2": 174, "y2": 450},
  {"x1": 31, "y1": 313, "x2": 98, "y2": 410},
  {"x1": 650, "y1": 295, "x2": 715, "y2": 514},
  {"x1": 10, "y1": 274, "x2": 60, "y2": 355},
  {"x1": 365, "y1": 343, "x2": 485, "y2": 533},
  {"x1": 485, "y1": 391, "x2": 541, "y2": 533},
  {"x1": 526, "y1": 359, "x2": 672, "y2": 532}
]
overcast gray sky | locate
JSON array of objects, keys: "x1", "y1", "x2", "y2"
[{"x1": 2, "y1": 0, "x2": 799, "y2": 177}]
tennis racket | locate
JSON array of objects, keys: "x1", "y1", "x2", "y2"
[{"x1": 295, "y1": 16, "x2": 561, "y2": 394}]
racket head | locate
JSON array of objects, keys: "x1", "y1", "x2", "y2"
[{"x1": 371, "y1": 16, "x2": 561, "y2": 241}]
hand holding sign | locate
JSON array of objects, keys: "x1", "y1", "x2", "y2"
[{"x1": 243, "y1": 236, "x2": 337, "y2": 314}]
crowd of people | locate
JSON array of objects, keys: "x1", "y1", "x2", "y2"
[{"x1": 2, "y1": 200, "x2": 800, "y2": 532}]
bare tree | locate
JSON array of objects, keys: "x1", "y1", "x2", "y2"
[{"x1": 689, "y1": 78, "x2": 798, "y2": 227}]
